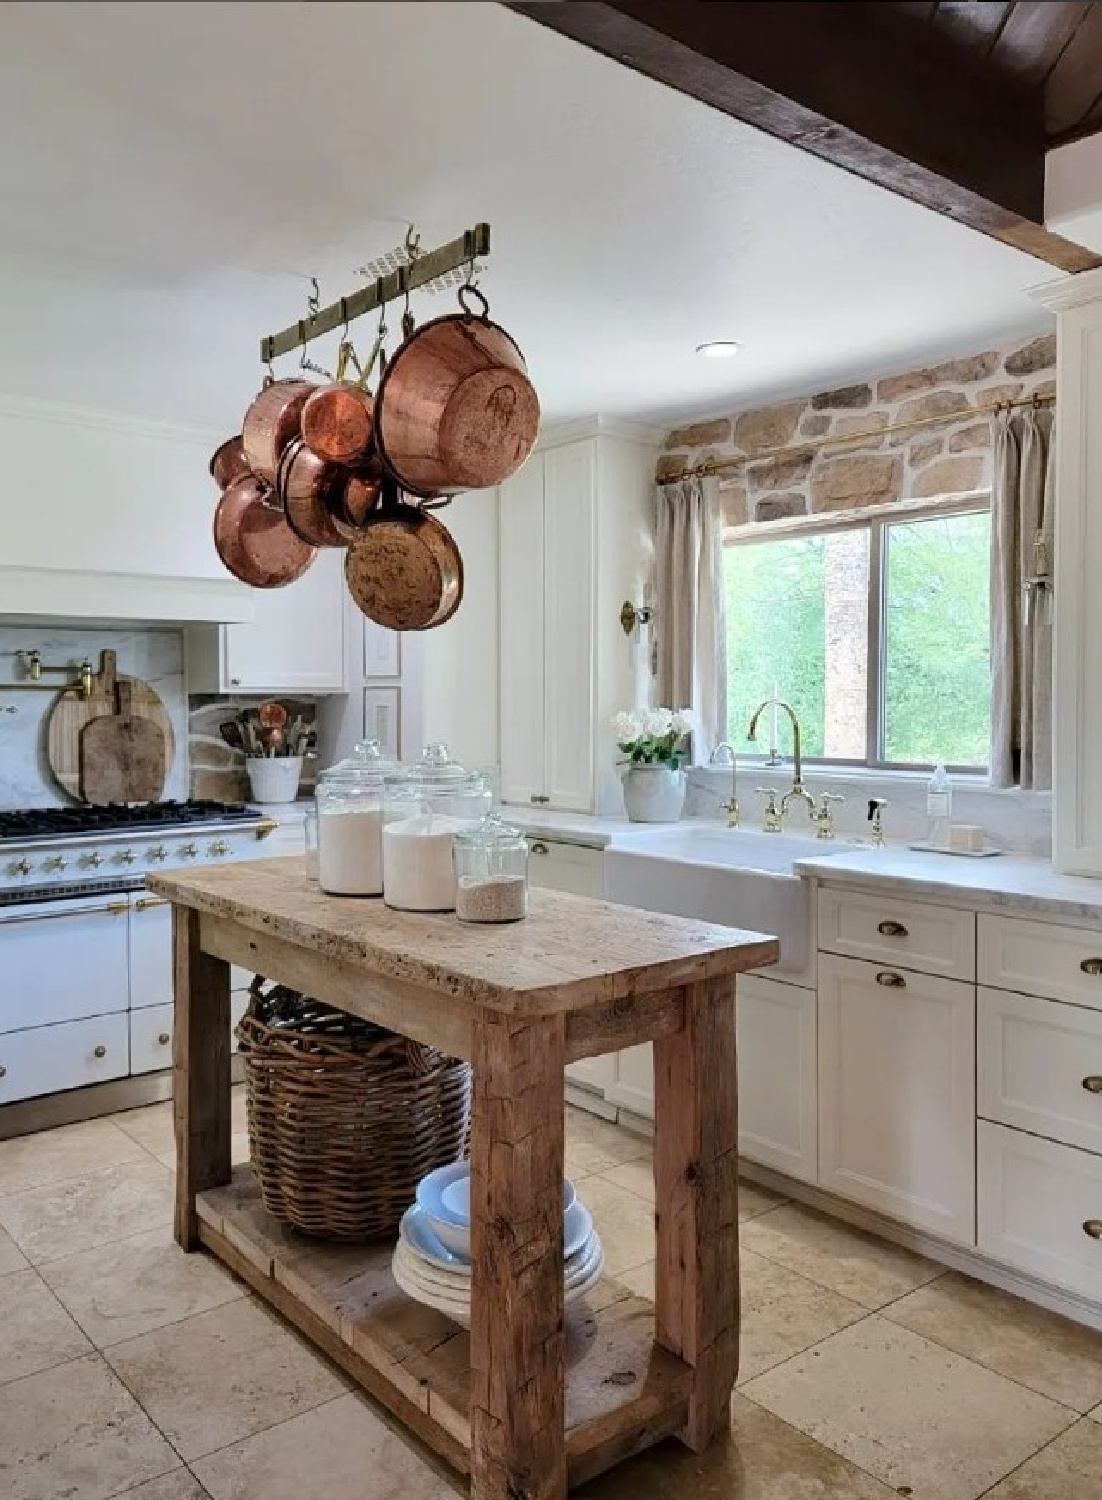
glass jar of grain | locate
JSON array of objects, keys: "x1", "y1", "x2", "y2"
[{"x1": 453, "y1": 814, "x2": 529, "y2": 924}]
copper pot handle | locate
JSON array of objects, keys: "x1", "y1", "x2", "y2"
[{"x1": 457, "y1": 283, "x2": 491, "y2": 321}]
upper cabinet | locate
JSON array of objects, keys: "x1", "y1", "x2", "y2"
[
  {"x1": 499, "y1": 421, "x2": 658, "y2": 814},
  {"x1": 188, "y1": 549, "x2": 347, "y2": 695}
]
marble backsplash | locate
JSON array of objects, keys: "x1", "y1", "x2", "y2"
[
  {"x1": 188, "y1": 695, "x2": 319, "y2": 803},
  {"x1": 0, "y1": 626, "x2": 188, "y2": 808}
]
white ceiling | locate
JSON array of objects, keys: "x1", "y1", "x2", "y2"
[{"x1": 0, "y1": 0, "x2": 1058, "y2": 436}]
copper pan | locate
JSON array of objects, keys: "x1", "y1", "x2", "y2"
[
  {"x1": 241, "y1": 379, "x2": 315, "y2": 485},
  {"x1": 344, "y1": 489, "x2": 463, "y2": 631},
  {"x1": 374, "y1": 286, "x2": 539, "y2": 498},
  {"x1": 277, "y1": 440, "x2": 352, "y2": 549},
  {"x1": 209, "y1": 435, "x2": 251, "y2": 490},
  {"x1": 301, "y1": 382, "x2": 375, "y2": 466},
  {"x1": 213, "y1": 473, "x2": 316, "y2": 588}
]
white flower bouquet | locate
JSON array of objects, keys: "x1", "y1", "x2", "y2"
[{"x1": 612, "y1": 707, "x2": 694, "y2": 767}]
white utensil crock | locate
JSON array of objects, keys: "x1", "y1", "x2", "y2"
[{"x1": 246, "y1": 755, "x2": 302, "y2": 805}]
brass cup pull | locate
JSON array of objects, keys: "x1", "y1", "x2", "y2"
[
  {"x1": 1083, "y1": 1077, "x2": 1102, "y2": 1095},
  {"x1": 878, "y1": 920, "x2": 908, "y2": 938},
  {"x1": 876, "y1": 970, "x2": 906, "y2": 989},
  {"x1": 1084, "y1": 1219, "x2": 1102, "y2": 1241},
  {"x1": 93, "y1": 1045, "x2": 106, "y2": 1059},
  {"x1": 158, "y1": 1032, "x2": 171, "y2": 1046},
  {"x1": 1081, "y1": 958, "x2": 1102, "y2": 977},
  {"x1": 530, "y1": 841, "x2": 549, "y2": 856},
  {"x1": 530, "y1": 794, "x2": 550, "y2": 806}
]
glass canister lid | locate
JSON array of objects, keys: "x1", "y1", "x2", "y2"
[
  {"x1": 453, "y1": 812, "x2": 526, "y2": 850},
  {"x1": 318, "y1": 738, "x2": 399, "y2": 788},
  {"x1": 387, "y1": 741, "x2": 475, "y2": 789}
]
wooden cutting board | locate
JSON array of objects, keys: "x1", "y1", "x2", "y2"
[
  {"x1": 80, "y1": 679, "x2": 168, "y2": 805},
  {"x1": 46, "y1": 649, "x2": 176, "y2": 802}
]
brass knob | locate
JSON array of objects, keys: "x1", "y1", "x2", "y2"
[
  {"x1": 876, "y1": 971, "x2": 906, "y2": 988},
  {"x1": 158, "y1": 1032, "x2": 171, "y2": 1046},
  {"x1": 81, "y1": 852, "x2": 103, "y2": 869},
  {"x1": 148, "y1": 845, "x2": 168, "y2": 862},
  {"x1": 180, "y1": 843, "x2": 199, "y2": 858},
  {"x1": 1083, "y1": 1077, "x2": 1102, "y2": 1094},
  {"x1": 116, "y1": 848, "x2": 135, "y2": 865},
  {"x1": 1081, "y1": 958, "x2": 1102, "y2": 977},
  {"x1": 1084, "y1": 1219, "x2": 1102, "y2": 1240},
  {"x1": 43, "y1": 855, "x2": 68, "y2": 873},
  {"x1": 93, "y1": 1045, "x2": 106, "y2": 1059},
  {"x1": 530, "y1": 841, "x2": 549, "y2": 856},
  {"x1": 209, "y1": 840, "x2": 229, "y2": 857},
  {"x1": 878, "y1": 920, "x2": 908, "y2": 937},
  {"x1": 9, "y1": 858, "x2": 31, "y2": 877}
]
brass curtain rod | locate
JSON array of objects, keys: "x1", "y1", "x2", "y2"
[
  {"x1": 260, "y1": 223, "x2": 491, "y2": 364},
  {"x1": 661, "y1": 389, "x2": 1056, "y2": 484}
]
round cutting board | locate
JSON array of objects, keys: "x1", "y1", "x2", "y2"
[{"x1": 46, "y1": 649, "x2": 176, "y2": 802}]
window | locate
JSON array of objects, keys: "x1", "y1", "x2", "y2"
[{"x1": 724, "y1": 505, "x2": 991, "y2": 770}]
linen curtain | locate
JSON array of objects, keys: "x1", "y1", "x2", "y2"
[
  {"x1": 990, "y1": 407, "x2": 1054, "y2": 790},
  {"x1": 653, "y1": 474, "x2": 727, "y2": 761}
]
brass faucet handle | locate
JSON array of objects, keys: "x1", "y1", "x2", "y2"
[
  {"x1": 721, "y1": 796, "x2": 739, "y2": 828},
  {"x1": 867, "y1": 797, "x2": 889, "y2": 846},
  {"x1": 755, "y1": 787, "x2": 783, "y2": 833},
  {"x1": 811, "y1": 791, "x2": 845, "y2": 839}
]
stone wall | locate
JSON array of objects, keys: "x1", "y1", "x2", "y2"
[
  {"x1": 189, "y1": 695, "x2": 318, "y2": 803},
  {"x1": 658, "y1": 333, "x2": 1056, "y2": 526}
]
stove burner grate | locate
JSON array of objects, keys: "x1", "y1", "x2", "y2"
[{"x1": 0, "y1": 799, "x2": 257, "y2": 841}]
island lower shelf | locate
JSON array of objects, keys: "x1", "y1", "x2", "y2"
[{"x1": 197, "y1": 1167, "x2": 691, "y2": 1488}]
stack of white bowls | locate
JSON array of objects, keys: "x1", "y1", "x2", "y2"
[{"x1": 392, "y1": 1161, "x2": 603, "y2": 1326}]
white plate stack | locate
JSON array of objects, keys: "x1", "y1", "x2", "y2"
[{"x1": 392, "y1": 1161, "x2": 603, "y2": 1327}]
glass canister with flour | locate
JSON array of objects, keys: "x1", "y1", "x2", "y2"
[
  {"x1": 454, "y1": 814, "x2": 529, "y2": 923},
  {"x1": 382, "y1": 743, "x2": 492, "y2": 912},
  {"x1": 315, "y1": 740, "x2": 400, "y2": 896}
]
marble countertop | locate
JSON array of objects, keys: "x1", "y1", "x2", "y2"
[
  {"x1": 498, "y1": 806, "x2": 636, "y2": 848},
  {"x1": 794, "y1": 846, "x2": 1102, "y2": 922}
]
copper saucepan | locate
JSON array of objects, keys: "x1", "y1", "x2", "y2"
[
  {"x1": 301, "y1": 382, "x2": 375, "y2": 467},
  {"x1": 209, "y1": 435, "x2": 251, "y2": 490},
  {"x1": 277, "y1": 440, "x2": 354, "y2": 549},
  {"x1": 213, "y1": 473, "x2": 317, "y2": 588},
  {"x1": 344, "y1": 488, "x2": 463, "y2": 630},
  {"x1": 241, "y1": 379, "x2": 315, "y2": 485},
  {"x1": 374, "y1": 286, "x2": 539, "y2": 498}
]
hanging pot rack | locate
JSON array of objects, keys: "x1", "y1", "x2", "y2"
[{"x1": 260, "y1": 222, "x2": 491, "y2": 365}]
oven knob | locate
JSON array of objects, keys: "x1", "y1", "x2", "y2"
[
  {"x1": 80, "y1": 852, "x2": 103, "y2": 869},
  {"x1": 180, "y1": 843, "x2": 199, "y2": 858},
  {"x1": 43, "y1": 855, "x2": 68, "y2": 873},
  {"x1": 209, "y1": 840, "x2": 230, "y2": 857},
  {"x1": 7, "y1": 858, "x2": 32, "y2": 877},
  {"x1": 116, "y1": 848, "x2": 135, "y2": 865},
  {"x1": 148, "y1": 845, "x2": 168, "y2": 863}
]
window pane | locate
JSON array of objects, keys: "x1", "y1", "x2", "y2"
[
  {"x1": 725, "y1": 529, "x2": 869, "y2": 758},
  {"x1": 882, "y1": 511, "x2": 990, "y2": 767}
]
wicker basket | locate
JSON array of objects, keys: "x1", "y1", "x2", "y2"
[{"x1": 236, "y1": 981, "x2": 472, "y2": 1241}]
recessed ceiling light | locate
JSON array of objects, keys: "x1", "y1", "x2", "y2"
[{"x1": 695, "y1": 340, "x2": 741, "y2": 359}]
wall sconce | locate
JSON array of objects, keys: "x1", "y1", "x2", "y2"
[{"x1": 620, "y1": 601, "x2": 654, "y2": 638}]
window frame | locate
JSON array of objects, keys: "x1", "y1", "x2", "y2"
[{"x1": 723, "y1": 494, "x2": 992, "y2": 775}]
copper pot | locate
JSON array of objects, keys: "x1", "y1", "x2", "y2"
[
  {"x1": 374, "y1": 288, "x2": 539, "y2": 498},
  {"x1": 277, "y1": 440, "x2": 351, "y2": 549},
  {"x1": 209, "y1": 435, "x2": 250, "y2": 490},
  {"x1": 241, "y1": 379, "x2": 315, "y2": 485},
  {"x1": 334, "y1": 468, "x2": 384, "y2": 531},
  {"x1": 301, "y1": 382, "x2": 375, "y2": 466},
  {"x1": 344, "y1": 499, "x2": 463, "y2": 630},
  {"x1": 213, "y1": 473, "x2": 316, "y2": 588}
]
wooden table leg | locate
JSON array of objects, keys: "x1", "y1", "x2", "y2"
[
  {"x1": 470, "y1": 1012, "x2": 567, "y2": 1500},
  {"x1": 173, "y1": 906, "x2": 231, "y2": 1250},
  {"x1": 653, "y1": 976, "x2": 739, "y2": 1451}
]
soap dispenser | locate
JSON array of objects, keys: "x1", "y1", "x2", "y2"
[{"x1": 926, "y1": 763, "x2": 952, "y2": 850}]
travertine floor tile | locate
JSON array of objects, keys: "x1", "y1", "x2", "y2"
[
  {"x1": 41, "y1": 1224, "x2": 245, "y2": 1347},
  {"x1": 192, "y1": 1392, "x2": 454, "y2": 1500},
  {"x1": 0, "y1": 1266, "x2": 91, "y2": 1384},
  {"x1": 598, "y1": 1154, "x2": 654, "y2": 1202},
  {"x1": 617, "y1": 1260, "x2": 654, "y2": 1299},
  {"x1": 741, "y1": 1316, "x2": 1076, "y2": 1500},
  {"x1": 580, "y1": 1390, "x2": 896, "y2": 1498},
  {"x1": 114, "y1": 1473, "x2": 210, "y2": 1500},
  {"x1": 0, "y1": 1221, "x2": 28, "y2": 1275},
  {"x1": 1090, "y1": 1401, "x2": 1101, "y2": 1423},
  {"x1": 565, "y1": 1108, "x2": 651, "y2": 1176},
  {"x1": 886, "y1": 1270, "x2": 1102, "y2": 1412},
  {"x1": 576, "y1": 1174, "x2": 654, "y2": 1275},
  {"x1": 0, "y1": 1352, "x2": 178, "y2": 1500},
  {"x1": 0, "y1": 1118, "x2": 147, "y2": 1196},
  {"x1": 0, "y1": 1159, "x2": 174, "y2": 1265},
  {"x1": 106, "y1": 1296, "x2": 346, "y2": 1461},
  {"x1": 983, "y1": 1419, "x2": 1102, "y2": 1498},
  {"x1": 120, "y1": 1090, "x2": 248, "y2": 1163},
  {"x1": 741, "y1": 1202, "x2": 942, "y2": 1309},
  {"x1": 738, "y1": 1180, "x2": 789, "y2": 1221},
  {"x1": 736, "y1": 1248, "x2": 868, "y2": 1384}
]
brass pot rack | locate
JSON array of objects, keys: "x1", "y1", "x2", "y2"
[
  {"x1": 661, "y1": 388, "x2": 1056, "y2": 485},
  {"x1": 260, "y1": 223, "x2": 491, "y2": 365}
]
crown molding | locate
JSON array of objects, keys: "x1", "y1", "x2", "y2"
[
  {"x1": 1030, "y1": 266, "x2": 1102, "y2": 313},
  {"x1": 0, "y1": 391, "x2": 223, "y2": 446},
  {"x1": 0, "y1": 566, "x2": 253, "y2": 625},
  {"x1": 536, "y1": 414, "x2": 664, "y2": 450}
]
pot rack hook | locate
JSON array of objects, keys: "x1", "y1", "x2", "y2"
[
  {"x1": 298, "y1": 314, "x2": 333, "y2": 383},
  {"x1": 398, "y1": 264, "x2": 415, "y2": 341}
]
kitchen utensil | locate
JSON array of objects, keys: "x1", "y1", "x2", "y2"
[
  {"x1": 241, "y1": 378, "x2": 315, "y2": 484},
  {"x1": 276, "y1": 439, "x2": 351, "y2": 549},
  {"x1": 219, "y1": 721, "x2": 245, "y2": 751},
  {"x1": 46, "y1": 650, "x2": 176, "y2": 802},
  {"x1": 344, "y1": 492, "x2": 463, "y2": 631},
  {"x1": 79, "y1": 679, "x2": 167, "y2": 805},
  {"x1": 333, "y1": 465, "x2": 384, "y2": 532},
  {"x1": 264, "y1": 725, "x2": 286, "y2": 755},
  {"x1": 209, "y1": 435, "x2": 251, "y2": 490},
  {"x1": 214, "y1": 473, "x2": 317, "y2": 589},
  {"x1": 374, "y1": 286, "x2": 539, "y2": 497},
  {"x1": 257, "y1": 701, "x2": 288, "y2": 732}
]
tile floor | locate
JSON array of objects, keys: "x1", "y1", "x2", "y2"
[{"x1": 1, "y1": 1095, "x2": 1101, "y2": 1499}]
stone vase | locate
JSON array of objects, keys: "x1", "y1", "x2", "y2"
[{"x1": 622, "y1": 763, "x2": 685, "y2": 823}]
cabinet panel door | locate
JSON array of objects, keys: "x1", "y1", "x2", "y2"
[
  {"x1": 978, "y1": 913, "x2": 1102, "y2": 1012},
  {"x1": 543, "y1": 441, "x2": 596, "y2": 813},
  {"x1": 0, "y1": 1012, "x2": 129, "y2": 1103},
  {"x1": 818, "y1": 953, "x2": 976, "y2": 1244},
  {"x1": 129, "y1": 896, "x2": 173, "y2": 1010},
  {"x1": 738, "y1": 976, "x2": 817, "y2": 1184},
  {"x1": 130, "y1": 1003, "x2": 175, "y2": 1075},
  {"x1": 223, "y1": 549, "x2": 346, "y2": 693},
  {"x1": 526, "y1": 839, "x2": 603, "y2": 897},
  {"x1": 607, "y1": 1042, "x2": 654, "y2": 1121},
  {"x1": 499, "y1": 458, "x2": 546, "y2": 806},
  {"x1": 0, "y1": 898, "x2": 129, "y2": 1033}
]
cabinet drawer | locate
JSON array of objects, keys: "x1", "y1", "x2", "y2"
[
  {"x1": 978, "y1": 987, "x2": 1102, "y2": 1156},
  {"x1": 818, "y1": 887, "x2": 975, "y2": 980},
  {"x1": 526, "y1": 839, "x2": 603, "y2": 898},
  {"x1": 0, "y1": 1012, "x2": 129, "y2": 1104},
  {"x1": 130, "y1": 1004, "x2": 174, "y2": 1076},
  {"x1": 979, "y1": 914, "x2": 1102, "y2": 1011},
  {"x1": 978, "y1": 1121, "x2": 1102, "y2": 1302}
]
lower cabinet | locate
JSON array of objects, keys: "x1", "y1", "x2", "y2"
[
  {"x1": 737, "y1": 975, "x2": 817, "y2": 1184},
  {"x1": 604, "y1": 1043, "x2": 653, "y2": 1119},
  {"x1": 130, "y1": 1003, "x2": 174, "y2": 1075},
  {"x1": 0, "y1": 1012, "x2": 129, "y2": 1104},
  {"x1": 818, "y1": 952, "x2": 976, "y2": 1245}
]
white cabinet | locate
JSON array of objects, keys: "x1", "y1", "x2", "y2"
[
  {"x1": 0, "y1": 1012, "x2": 130, "y2": 1104},
  {"x1": 188, "y1": 550, "x2": 346, "y2": 695},
  {"x1": 978, "y1": 913, "x2": 1102, "y2": 1011},
  {"x1": 818, "y1": 952, "x2": 976, "y2": 1244},
  {"x1": 818, "y1": 887, "x2": 975, "y2": 981},
  {"x1": 130, "y1": 1004, "x2": 174, "y2": 1075},
  {"x1": 0, "y1": 895, "x2": 130, "y2": 1033},
  {"x1": 738, "y1": 976, "x2": 817, "y2": 1184},
  {"x1": 129, "y1": 895, "x2": 173, "y2": 1010},
  {"x1": 499, "y1": 420, "x2": 657, "y2": 815}
]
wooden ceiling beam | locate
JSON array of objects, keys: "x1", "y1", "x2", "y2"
[{"x1": 505, "y1": 0, "x2": 1100, "y2": 273}]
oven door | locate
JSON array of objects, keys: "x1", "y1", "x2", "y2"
[{"x1": 0, "y1": 892, "x2": 132, "y2": 1103}]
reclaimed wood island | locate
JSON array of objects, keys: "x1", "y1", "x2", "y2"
[{"x1": 151, "y1": 856, "x2": 778, "y2": 1500}]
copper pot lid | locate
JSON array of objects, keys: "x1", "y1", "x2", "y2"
[
  {"x1": 301, "y1": 383, "x2": 375, "y2": 467},
  {"x1": 214, "y1": 474, "x2": 317, "y2": 589},
  {"x1": 344, "y1": 501, "x2": 463, "y2": 631}
]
